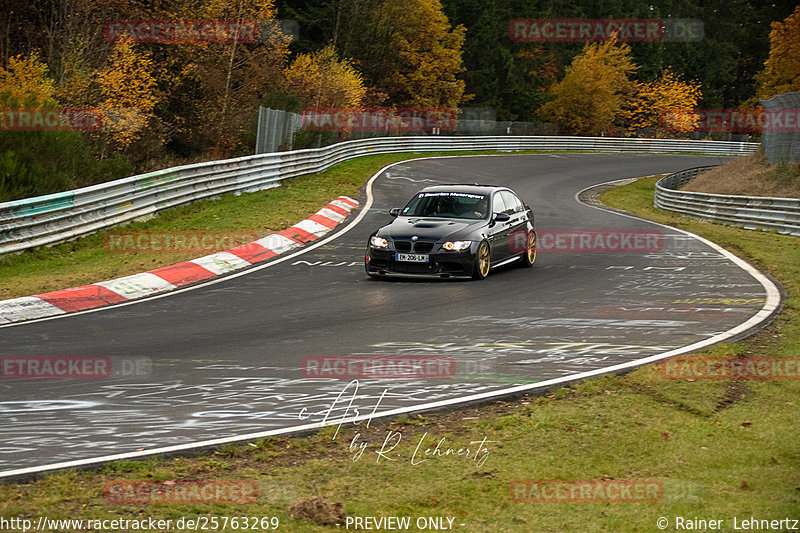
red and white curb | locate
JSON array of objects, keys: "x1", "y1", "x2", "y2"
[{"x1": 0, "y1": 196, "x2": 359, "y2": 324}]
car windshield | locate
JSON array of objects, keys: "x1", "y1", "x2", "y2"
[{"x1": 401, "y1": 191, "x2": 488, "y2": 219}]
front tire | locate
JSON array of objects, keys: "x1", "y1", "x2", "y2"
[
  {"x1": 520, "y1": 230, "x2": 536, "y2": 268},
  {"x1": 472, "y1": 241, "x2": 491, "y2": 280}
]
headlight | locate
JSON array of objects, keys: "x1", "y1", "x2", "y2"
[
  {"x1": 370, "y1": 235, "x2": 389, "y2": 248},
  {"x1": 442, "y1": 240, "x2": 471, "y2": 251}
]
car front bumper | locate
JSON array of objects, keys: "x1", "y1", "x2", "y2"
[{"x1": 365, "y1": 244, "x2": 480, "y2": 279}]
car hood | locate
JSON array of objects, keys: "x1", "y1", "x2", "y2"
[{"x1": 377, "y1": 217, "x2": 486, "y2": 241}]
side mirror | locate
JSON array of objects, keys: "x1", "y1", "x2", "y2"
[
  {"x1": 389, "y1": 207, "x2": 402, "y2": 217},
  {"x1": 494, "y1": 212, "x2": 511, "y2": 222}
]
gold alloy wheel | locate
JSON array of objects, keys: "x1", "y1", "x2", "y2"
[
  {"x1": 527, "y1": 231, "x2": 537, "y2": 264},
  {"x1": 478, "y1": 242, "x2": 490, "y2": 278}
]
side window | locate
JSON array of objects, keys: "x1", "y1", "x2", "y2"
[
  {"x1": 500, "y1": 191, "x2": 521, "y2": 215},
  {"x1": 512, "y1": 192, "x2": 526, "y2": 213},
  {"x1": 492, "y1": 193, "x2": 507, "y2": 215}
]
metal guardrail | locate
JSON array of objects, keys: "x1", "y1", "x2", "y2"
[
  {"x1": 655, "y1": 166, "x2": 800, "y2": 236},
  {"x1": 1, "y1": 135, "x2": 759, "y2": 255}
]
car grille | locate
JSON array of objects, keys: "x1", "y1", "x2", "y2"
[{"x1": 394, "y1": 240, "x2": 434, "y2": 253}]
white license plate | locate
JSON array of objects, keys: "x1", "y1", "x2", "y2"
[{"x1": 395, "y1": 253, "x2": 429, "y2": 263}]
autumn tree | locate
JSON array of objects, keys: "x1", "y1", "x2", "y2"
[
  {"x1": 55, "y1": 37, "x2": 96, "y2": 107},
  {"x1": 284, "y1": 44, "x2": 366, "y2": 108},
  {"x1": 94, "y1": 37, "x2": 160, "y2": 154},
  {"x1": 288, "y1": 0, "x2": 468, "y2": 109},
  {"x1": 537, "y1": 39, "x2": 637, "y2": 136},
  {"x1": 376, "y1": 0, "x2": 467, "y2": 108},
  {"x1": 756, "y1": 5, "x2": 800, "y2": 99},
  {"x1": 0, "y1": 49, "x2": 132, "y2": 201},
  {"x1": 620, "y1": 68, "x2": 702, "y2": 135},
  {"x1": 165, "y1": 0, "x2": 290, "y2": 157},
  {"x1": 0, "y1": 51, "x2": 56, "y2": 108}
]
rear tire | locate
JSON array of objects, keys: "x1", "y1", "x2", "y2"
[
  {"x1": 520, "y1": 230, "x2": 536, "y2": 268},
  {"x1": 472, "y1": 241, "x2": 491, "y2": 280}
]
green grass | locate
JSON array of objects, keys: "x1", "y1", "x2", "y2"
[{"x1": 1, "y1": 169, "x2": 798, "y2": 532}]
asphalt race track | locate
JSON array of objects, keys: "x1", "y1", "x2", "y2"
[{"x1": 0, "y1": 153, "x2": 781, "y2": 478}]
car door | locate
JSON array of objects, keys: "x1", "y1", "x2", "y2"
[
  {"x1": 501, "y1": 190, "x2": 529, "y2": 256},
  {"x1": 489, "y1": 192, "x2": 512, "y2": 260}
]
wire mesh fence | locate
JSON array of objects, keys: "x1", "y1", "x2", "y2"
[
  {"x1": 760, "y1": 91, "x2": 800, "y2": 163},
  {"x1": 255, "y1": 106, "x2": 760, "y2": 154},
  {"x1": 254, "y1": 107, "x2": 565, "y2": 153},
  {"x1": 254, "y1": 107, "x2": 302, "y2": 154}
]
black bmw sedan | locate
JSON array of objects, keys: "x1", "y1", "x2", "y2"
[{"x1": 365, "y1": 184, "x2": 536, "y2": 280}]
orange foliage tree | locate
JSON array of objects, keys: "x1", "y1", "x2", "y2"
[
  {"x1": 374, "y1": 0, "x2": 467, "y2": 109},
  {"x1": 756, "y1": 5, "x2": 800, "y2": 99},
  {"x1": 94, "y1": 37, "x2": 160, "y2": 154},
  {"x1": 620, "y1": 68, "x2": 702, "y2": 135},
  {"x1": 283, "y1": 44, "x2": 366, "y2": 108},
  {"x1": 537, "y1": 39, "x2": 637, "y2": 136},
  {"x1": 0, "y1": 51, "x2": 56, "y2": 108}
]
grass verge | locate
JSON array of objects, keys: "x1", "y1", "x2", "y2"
[
  {"x1": 1, "y1": 176, "x2": 797, "y2": 531},
  {"x1": 682, "y1": 154, "x2": 800, "y2": 198}
]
